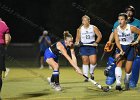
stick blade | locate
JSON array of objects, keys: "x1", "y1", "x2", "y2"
[{"x1": 102, "y1": 86, "x2": 111, "y2": 92}]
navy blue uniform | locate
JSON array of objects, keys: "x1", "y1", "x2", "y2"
[{"x1": 44, "y1": 41, "x2": 68, "y2": 62}]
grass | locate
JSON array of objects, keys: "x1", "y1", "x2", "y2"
[{"x1": 1, "y1": 66, "x2": 140, "y2": 100}]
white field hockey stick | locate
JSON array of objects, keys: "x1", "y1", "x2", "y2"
[
  {"x1": 75, "y1": 43, "x2": 98, "y2": 47},
  {"x1": 83, "y1": 74, "x2": 111, "y2": 92}
]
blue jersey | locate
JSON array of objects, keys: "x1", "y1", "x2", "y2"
[
  {"x1": 112, "y1": 18, "x2": 140, "y2": 40},
  {"x1": 50, "y1": 40, "x2": 68, "y2": 56},
  {"x1": 44, "y1": 40, "x2": 69, "y2": 62},
  {"x1": 39, "y1": 36, "x2": 51, "y2": 52}
]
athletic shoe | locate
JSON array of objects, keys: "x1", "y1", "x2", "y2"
[
  {"x1": 124, "y1": 83, "x2": 130, "y2": 91},
  {"x1": 90, "y1": 75, "x2": 94, "y2": 80},
  {"x1": 54, "y1": 85, "x2": 62, "y2": 91},
  {"x1": 84, "y1": 79, "x2": 88, "y2": 82},
  {"x1": 116, "y1": 85, "x2": 123, "y2": 91},
  {"x1": 47, "y1": 77, "x2": 55, "y2": 88}
]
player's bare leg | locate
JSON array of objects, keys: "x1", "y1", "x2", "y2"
[{"x1": 46, "y1": 58, "x2": 61, "y2": 91}]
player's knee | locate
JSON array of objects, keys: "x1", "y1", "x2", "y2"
[
  {"x1": 53, "y1": 63, "x2": 59, "y2": 70},
  {"x1": 82, "y1": 57, "x2": 89, "y2": 64},
  {"x1": 125, "y1": 69, "x2": 131, "y2": 74},
  {"x1": 90, "y1": 61, "x2": 96, "y2": 65}
]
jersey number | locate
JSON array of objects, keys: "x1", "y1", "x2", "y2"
[
  {"x1": 86, "y1": 35, "x2": 90, "y2": 39},
  {"x1": 121, "y1": 38, "x2": 126, "y2": 42}
]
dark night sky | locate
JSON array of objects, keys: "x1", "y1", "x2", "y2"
[{"x1": 0, "y1": 0, "x2": 140, "y2": 43}]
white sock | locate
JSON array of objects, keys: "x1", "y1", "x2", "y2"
[
  {"x1": 125, "y1": 72, "x2": 131, "y2": 83},
  {"x1": 115, "y1": 67, "x2": 122, "y2": 86},
  {"x1": 90, "y1": 64, "x2": 97, "y2": 75},
  {"x1": 83, "y1": 64, "x2": 89, "y2": 77}
]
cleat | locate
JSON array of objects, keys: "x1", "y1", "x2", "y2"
[
  {"x1": 54, "y1": 85, "x2": 62, "y2": 91},
  {"x1": 124, "y1": 83, "x2": 130, "y2": 91},
  {"x1": 116, "y1": 85, "x2": 123, "y2": 91},
  {"x1": 90, "y1": 75, "x2": 94, "y2": 80}
]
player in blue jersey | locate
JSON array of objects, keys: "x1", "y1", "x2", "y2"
[
  {"x1": 105, "y1": 5, "x2": 140, "y2": 88},
  {"x1": 45, "y1": 31, "x2": 82, "y2": 91}
]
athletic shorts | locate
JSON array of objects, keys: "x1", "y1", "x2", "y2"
[
  {"x1": 44, "y1": 48, "x2": 58, "y2": 62},
  {"x1": 116, "y1": 45, "x2": 135, "y2": 61},
  {"x1": 40, "y1": 50, "x2": 45, "y2": 57},
  {"x1": 79, "y1": 42, "x2": 97, "y2": 56},
  {"x1": 0, "y1": 44, "x2": 6, "y2": 71}
]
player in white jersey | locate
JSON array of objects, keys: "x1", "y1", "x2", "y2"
[
  {"x1": 114, "y1": 13, "x2": 140, "y2": 90},
  {"x1": 75, "y1": 15, "x2": 102, "y2": 82}
]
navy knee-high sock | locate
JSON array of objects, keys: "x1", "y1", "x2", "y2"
[{"x1": 52, "y1": 70, "x2": 59, "y2": 85}]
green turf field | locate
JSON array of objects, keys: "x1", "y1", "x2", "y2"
[{"x1": 1, "y1": 65, "x2": 140, "y2": 100}]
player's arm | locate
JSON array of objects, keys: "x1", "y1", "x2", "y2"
[
  {"x1": 75, "y1": 28, "x2": 81, "y2": 45},
  {"x1": 57, "y1": 42, "x2": 82, "y2": 74},
  {"x1": 108, "y1": 21, "x2": 119, "y2": 43},
  {"x1": 38, "y1": 36, "x2": 44, "y2": 43},
  {"x1": 131, "y1": 26, "x2": 140, "y2": 45},
  {"x1": 114, "y1": 29, "x2": 123, "y2": 54},
  {"x1": 70, "y1": 46, "x2": 77, "y2": 66},
  {"x1": 108, "y1": 32, "x2": 115, "y2": 43},
  {"x1": 45, "y1": 36, "x2": 51, "y2": 46},
  {"x1": 94, "y1": 26, "x2": 102, "y2": 43},
  {"x1": 5, "y1": 32, "x2": 11, "y2": 45}
]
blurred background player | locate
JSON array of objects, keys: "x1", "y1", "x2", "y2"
[
  {"x1": 114, "y1": 13, "x2": 140, "y2": 90},
  {"x1": 38, "y1": 30, "x2": 51, "y2": 69},
  {"x1": 75, "y1": 15, "x2": 102, "y2": 82},
  {"x1": 0, "y1": 18, "x2": 11, "y2": 97},
  {"x1": 45, "y1": 31, "x2": 82, "y2": 91},
  {"x1": 105, "y1": 5, "x2": 140, "y2": 88}
]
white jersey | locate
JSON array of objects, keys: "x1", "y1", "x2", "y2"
[
  {"x1": 80, "y1": 25, "x2": 95, "y2": 43},
  {"x1": 117, "y1": 24, "x2": 134, "y2": 45}
]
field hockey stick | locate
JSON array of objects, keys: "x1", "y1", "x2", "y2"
[
  {"x1": 104, "y1": 45, "x2": 132, "y2": 76},
  {"x1": 75, "y1": 43, "x2": 98, "y2": 47},
  {"x1": 101, "y1": 43, "x2": 115, "y2": 61},
  {"x1": 81, "y1": 43, "x2": 98, "y2": 46},
  {"x1": 83, "y1": 74, "x2": 111, "y2": 92}
]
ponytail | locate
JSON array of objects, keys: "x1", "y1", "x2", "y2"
[{"x1": 63, "y1": 31, "x2": 73, "y2": 40}]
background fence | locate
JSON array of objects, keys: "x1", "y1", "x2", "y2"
[{"x1": 6, "y1": 43, "x2": 113, "y2": 68}]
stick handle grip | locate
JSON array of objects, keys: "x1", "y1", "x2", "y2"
[{"x1": 83, "y1": 74, "x2": 89, "y2": 79}]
